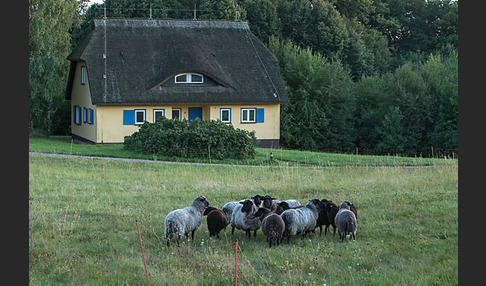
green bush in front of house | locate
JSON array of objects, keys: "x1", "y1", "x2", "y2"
[{"x1": 123, "y1": 118, "x2": 257, "y2": 160}]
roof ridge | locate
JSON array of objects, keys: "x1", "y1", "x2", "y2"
[{"x1": 93, "y1": 18, "x2": 249, "y2": 30}]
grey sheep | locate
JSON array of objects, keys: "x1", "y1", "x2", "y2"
[
  {"x1": 231, "y1": 199, "x2": 262, "y2": 239},
  {"x1": 255, "y1": 207, "x2": 285, "y2": 248},
  {"x1": 334, "y1": 202, "x2": 357, "y2": 242},
  {"x1": 280, "y1": 200, "x2": 319, "y2": 243},
  {"x1": 164, "y1": 195, "x2": 209, "y2": 246},
  {"x1": 203, "y1": 206, "x2": 227, "y2": 239}
]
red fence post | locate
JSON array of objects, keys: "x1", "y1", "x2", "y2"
[
  {"x1": 235, "y1": 239, "x2": 238, "y2": 286},
  {"x1": 136, "y1": 220, "x2": 149, "y2": 286}
]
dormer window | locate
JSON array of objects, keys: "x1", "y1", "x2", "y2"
[{"x1": 175, "y1": 73, "x2": 204, "y2": 84}]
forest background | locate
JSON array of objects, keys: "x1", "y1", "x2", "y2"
[{"x1": 28, "y1": 0, "x2": 458, "y2": 156}]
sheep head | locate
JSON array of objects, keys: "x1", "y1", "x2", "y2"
[
  {"x1": 278, "y1": 201, "x2": 290, "y2": 211},
  {"x1": 251, "y1": 194, "x2": 264, "y2": 207},
  {"x1": 195, "y1": 195, "x2": 210, "y2": 208},
  {"x1": 240, "y1": 199, "x2": 254, "y2": 213},
  {"x1": 203, "y1": 206, "x2": 217, "y2": 216},
  {"x1": 339, "y1": 202, "x2": 350, "y2": 210},
  {"x1": 262, "y1": 195, "x2": 276, "y2": 208}
]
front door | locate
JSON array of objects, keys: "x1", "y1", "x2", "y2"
[{"x1": 188, "y1": 107, "x2": 202, "y2": 122}]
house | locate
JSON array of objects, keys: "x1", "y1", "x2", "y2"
[{"x1": 66, "y1": 19, "x2": 288, "y2": 148}]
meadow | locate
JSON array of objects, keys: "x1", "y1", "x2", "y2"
[
  {"x1": 30, "y1": 136, "x2": 450, "y2": 167},
  {"x1": 28, "y1": 146, "x2": 458, "y2": 285}
]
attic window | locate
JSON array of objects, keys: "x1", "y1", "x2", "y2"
[
  {"x1": 81, "y1": 66, "x2": 86, "y2": 85},
  {"x1": 175, "y1": 73, "x2": 204, "y2": 84}
]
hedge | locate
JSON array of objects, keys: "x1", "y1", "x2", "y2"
[{"x1": 123, "y1": 118, "x2": 257, "y2": 160}]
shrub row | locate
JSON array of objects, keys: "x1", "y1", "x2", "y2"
[{"x1": 123, "y1": 118, "x2": 257, "y2": 160}]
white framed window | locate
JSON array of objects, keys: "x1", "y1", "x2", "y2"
[
  {"x1": 153, "y1": 109, "x2": 165, "y2": 123},
  {"x1": 220, "y1": 108, "x2": 231, "y2": 123},
  {"x1": 175, "y1": 73, "x2": 204, "y2": 84},
  {"x1": 81, "y1": 66, "x2": 86, "y2": 85},
  {"x1": 172, "y1": 108, "x2": 182, "y2": 120},
  {"x1": 134, "y1": 109, "x2": 146, "y2": 125},
  {"x1": 241, "y1": 108, "x2": 256, "y2": 123},
  {"x1": 83, "y1": 107, "x2": 88, "y2": 123}
]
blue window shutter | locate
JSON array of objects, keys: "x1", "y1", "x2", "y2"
[
  {"x1": 123, "y1": 110, "x2": 135, "y2": 125},
  {"x1": 89, "y1": 109, "x2": 94, "y2": 124},
  {"x1": 256, "y1": 108, "x2": 264, "y2": 123}
]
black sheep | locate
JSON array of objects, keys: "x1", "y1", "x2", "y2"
[
  {"x1": 343, "y1": 201, "x2": 358, "y2": 220},
  {"x1": 203, "y1": 206, "x2": 227, "y2": 239},
  {"x1": 322, "y1": 199, "x2": 339, "y2": 236},
  {"x1": 309, "y1": 199, "x2": 329, "y2": 235},
  {"x1": 255, "y1": 207, "x2": 285, "y2": 248}
]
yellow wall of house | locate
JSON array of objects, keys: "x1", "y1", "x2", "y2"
[
  {"x1": 95, "y1": 104, "x2": 280, "y2": 143},
  {"x1": 96, "y1": 105, "x2": 174, "y2": 143},
  {"x1": 207, "y1": 104, "x2": 280, "y2": 140},
  {"x1": 70, "y1": 61, "x2": 97, "y2": 143},
  {"x1": 70, "y1": 62, "x2": 281, "y2": 143}
]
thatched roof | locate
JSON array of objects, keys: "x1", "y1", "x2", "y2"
[{"x1": 66, "y1": 19, "x2": 287, "y2": 105}]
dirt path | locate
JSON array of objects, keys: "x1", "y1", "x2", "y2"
[{"x1": 28, "y1": 152, "x2": 259, "y2": 167}]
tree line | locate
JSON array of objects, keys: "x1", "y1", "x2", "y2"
[{"x1": 29, "y1": 0, "x2": 458, "y2": 156}]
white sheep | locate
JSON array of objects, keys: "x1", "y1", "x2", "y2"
[
  {"x1": 164, "y1": 195, "x2": 210, "y2": 246},
  {"x1": 222, "y1": 195, "x2": 263, "y2": 226},
  {"x1": 230, "y1": 199, "x2": 262, "y2": 239},
  {"x1": 222, "y1": 201, "x2": 239, "y2": 226}
]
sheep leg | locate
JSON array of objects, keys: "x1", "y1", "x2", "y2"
[
  {"x1": 246, "y1": 230, "x2": 251, "y2": 239},
  {"x1": 176, "y1": 234, "x2": 181, "y2": 246},
  {"x1": 231, "y1": 226, "x2": 235, "y2": 235},
  {"x1": 166, "y1": 233, "x2": 173, "y2": 246},
  {"x1": 253, "y1": 229, "x2": 257, "y2": 239}
]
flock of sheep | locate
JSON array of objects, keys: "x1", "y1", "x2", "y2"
[{"x1": 164, "y1": 195, "x2": 358, "y2": 247}]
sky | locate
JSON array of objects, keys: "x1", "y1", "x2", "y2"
[{"x1": 88, "y1": 0, "x2": 105, "y2": 5}]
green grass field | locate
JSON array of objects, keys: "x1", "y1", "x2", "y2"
[
  {"x1": 30, "y1": 136, "x2": 454, "y2": 167},
  {"x1": 29, "y1": 145, "x2": 458, "y2": 285}
]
